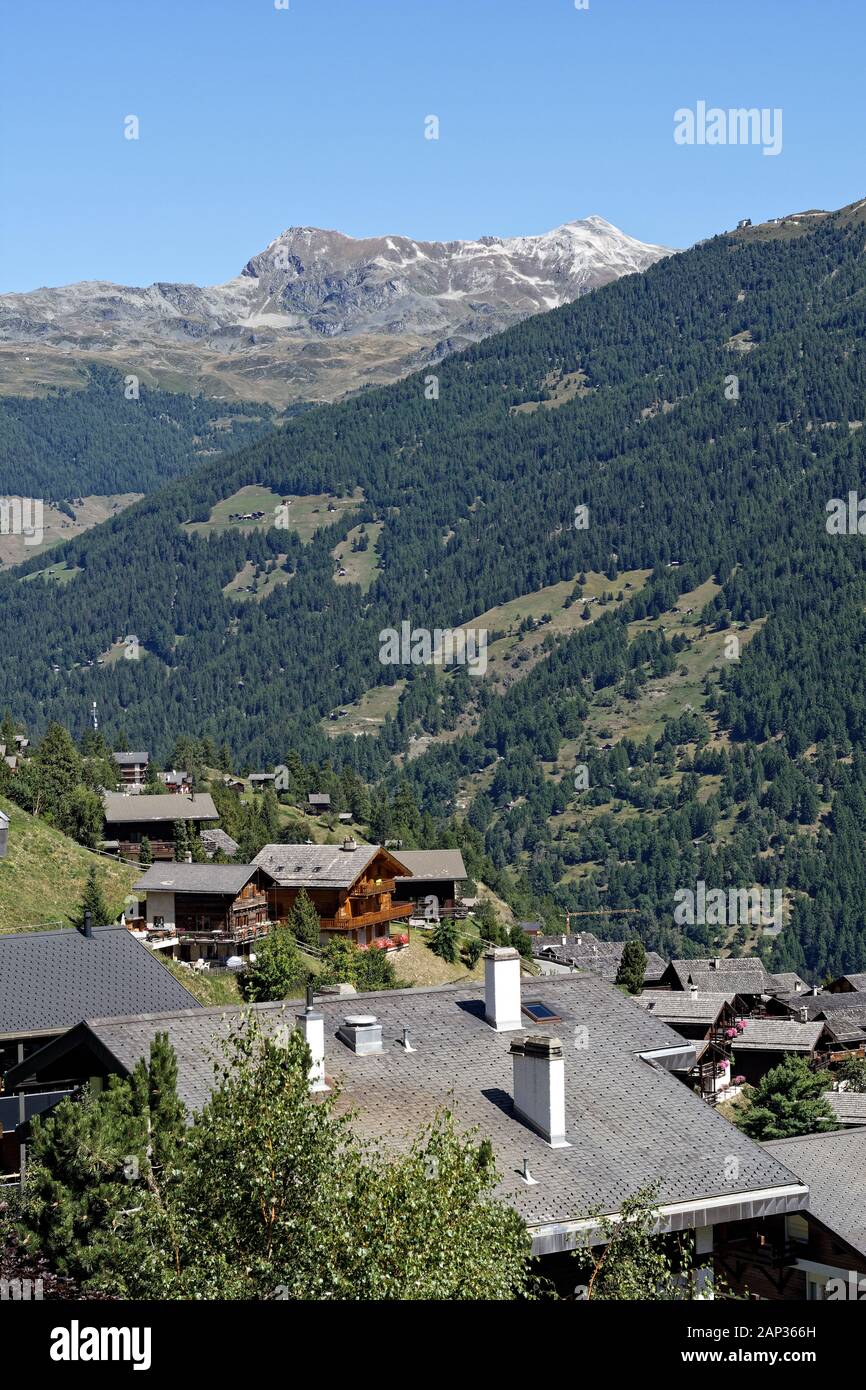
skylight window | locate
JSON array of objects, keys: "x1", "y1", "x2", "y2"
[{"x1": 522, "y1": 1001, "x2": 561, "y2": 1024}]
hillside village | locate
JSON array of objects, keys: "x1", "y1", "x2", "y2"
[{"x1": 2, "y1": 717, "x2": 866, "y2": 1303}]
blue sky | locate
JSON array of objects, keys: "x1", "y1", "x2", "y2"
[{"x1": 1, "y1": 0, "x2": 862, "y2": 292}]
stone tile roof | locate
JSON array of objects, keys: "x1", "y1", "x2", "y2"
[
  {"x1": 102, "y1": 792, "x2": 217, "y2": 824},
  {"x1": 824, "y1": 1092, "x2": 866, "y2": 1125},
  {"x1": 0, "y1": 927, "x2": 200, "y2": 1039},
  {"x1": 393, "y1": 849, "x2": 467, "y2": 881},
  {"x1": 132, "y1": 863, "x2": 262, "y2": 896},
  {"x1": 113, "y1": 751, "x2": 149, "y2": 765},
  {"x1": 836, "y1": 974, "x2": 866, "y2": 992},
  {"x1": 735, "y1": 1019, "x2": 826, "y2": 1052},
  {"x1": 667, "y1": 958, "x2": 773, "y2": 995},
  {"x1": 534, "y1": 932, "x2": 667, "y2": 983},
  {"x1": 68, "y1": 973, "x2": 803, "y2": 1237},
  {"x1": 636, "y1": 993, "x2": 735, "y2": 1025},
  {"x1": 764, "y1": 1129, "x2": 866, "y2": 1257},
  {"x1": 767, "y1": 972, "x2": 811, "y2": 997},
  {"x1": 253, "y1": 842, "x2": 408, "y2": 889},
  {"x1": 200, "y1": 829, "x2": 240, "y2": 858}
]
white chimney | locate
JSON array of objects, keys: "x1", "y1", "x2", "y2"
[
  {"x1": 295, "y1": 1005, "x2": 329, "y2": 1092},
  {"x1": 510, "y1": 1035, "x2": 569, "y2": 1148},
  {"x1": 484, "y1": 947, "x2": 522, "y2": 1031}
]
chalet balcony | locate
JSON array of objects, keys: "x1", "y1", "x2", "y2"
[
  {"x1": 176, "y1": 921, "x2": 273, "y2": 945},
  {"x1": 318, "y1": 901, "x2": 414, "y2": 932},
  {"x1": 350, "y1": 879, "x2": 396, "y2": 898}
]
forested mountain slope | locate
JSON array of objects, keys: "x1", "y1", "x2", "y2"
[
  {"x1": 3, "y1": 198, "x2": 866, "y2": 978},
  {"x1": 0, "y1": 366, "x2": 275, "y2": 499}
]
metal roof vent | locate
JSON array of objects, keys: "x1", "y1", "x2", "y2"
[{"x1": 337, "y1": 1014, "x2": 383, "y2": 1054}]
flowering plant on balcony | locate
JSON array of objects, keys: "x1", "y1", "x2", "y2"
[
  {"x1": 735, "y1": 1020, "x2": 746, "y2": 1033},
  {"x1": 724, "y1": 1027, "x2": 737, "y2": 1039},
  {"x1": 733, "y1": 1075, "x2": 746, "y2": 1086}
]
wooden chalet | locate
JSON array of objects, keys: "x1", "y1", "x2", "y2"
[
  {"x1": 102, "y1": 791, "x2": 218, "y2": 861},
  {"x1": 131, "y1": 863, "x2": 276, "y2": 962},
  {"x1": 253, "y1": 839, "x2": 413, "y2": 947},
  {"x1": 392, "y1": 848, "x2": 467, "y2": 917}
]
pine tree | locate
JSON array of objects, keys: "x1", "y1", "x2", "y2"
[
  {"x1": 74, "y1": 865, "x2": 111, "y2": 929},
  {"x1": 430, "y1": 917, "x2": 459, "y2": 965},
  {"x1": 735, "y1": 1055, "x2": 838, "y2": 1141},
  {"x1": 139, "y1": 837, "x2": 153, "y2": 868},
  {"x1": 287, "y1": 888, "x2": 321, "y2": 950},
  {"x1": 615, "y1": 939, "x2": 647, "y2": 995}
]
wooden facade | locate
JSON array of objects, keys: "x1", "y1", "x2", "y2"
[{"x1": 267, "y1": 848, "x2": 414, "y2": 947}]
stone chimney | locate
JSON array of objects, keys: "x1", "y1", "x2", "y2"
[
  {"x1": 510, "y1": 1035, "x2": 569, "y2": 1148},
  {"x1": 484, "y1": 947, "x2": 522, "y2": 1031}
]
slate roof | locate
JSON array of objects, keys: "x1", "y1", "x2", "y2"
[
  {"x1": 534, "y1": 932, "x2": 667, "y2": 984},
  {"x1": 735, "y1": 1019, "x2": 826, "y2": 1052},
  {"x1": 764, "y1": 1129, "x2": 866, "y2": 1257},
  {"x1": 113, "y1": 751, "x2": 149, "y2": 766},
  {"x1": 767, "y1": 972, "x2": 810, "y2": 997},
  {"x1": 393, "y1": 849, "x2": 467, "y2": 881},
  {"x1": 103, "y1": 792, "x2": 217, "y2": 824},
  {"x1": 636, "y1": 992, "x2": 735, "y2": 1025},
  {"x1": 253, "y1": 842, "x2": 408, "y2": 889},
  {"x1": 666, "y1": 958, "x2": 773, "y2": 995},
  {"x1": 132, "y1": 863, "x2": 263, "y2": 896},
  {"x1": 834, "y1": 974, "x2": 866, "y2": 992},
  {"x1": 201, "y1": 828, "x2": 240, "y2": 858},
  {"x1": 0, "y1": 927, "x2": 200, "y2": 1039},
  {"x1": 45, "y1": 973, "x2": 804, "y2": 1239},
  {"x1": 824, "y1": 1092, "x2": 866, "y2": 1126},
  {"x1": 821, "y1": 1010, "x2": 866, "y2": 1045}
]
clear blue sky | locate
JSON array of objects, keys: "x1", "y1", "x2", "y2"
[{"x1": 1, "y1": 0, "x2": 862, "y2": 292}]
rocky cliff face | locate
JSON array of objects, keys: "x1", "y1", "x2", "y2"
[{"x1": 0, "y1": 218, "x2": 673, "y2": 406}]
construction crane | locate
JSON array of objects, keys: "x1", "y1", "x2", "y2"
[{"x1": 564, "y1": 907, "x2": 641, "y2": 933}]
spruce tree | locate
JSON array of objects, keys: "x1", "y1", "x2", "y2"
[
  {"x1": 735, "y1": 1055, "x2": 838, "y2": 1141},
  {"x1": 615, "y1": 939, "x2": 647, "y2": 995},
  {"x1": 74, "y1": 865, "x2": 111, "y2": 929}
]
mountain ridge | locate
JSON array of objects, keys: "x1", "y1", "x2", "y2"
[{"x1": 0, "y1": 217, "x2": 672, "y2": 406}]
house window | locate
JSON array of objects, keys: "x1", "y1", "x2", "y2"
[
  {"x1": 785, "y1": 1214, "x2": 809, "y2": 1245},
  {"x1": 806, "y1": 1275, "x2": 827, "y2": 1300}
]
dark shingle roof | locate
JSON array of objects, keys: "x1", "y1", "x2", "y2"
[
  {"x1": 0, "y1": 927, "x2": 200, "y2": 1039},
  {"x1": 132, "y1": 863, "x2": 262, "y2": 896},
  {"x1": 764, "y1": 1129, "x2": 866, "y2": 1257},
  {"x1": 103, "y1": 792, "x2": 217, "y2": 824},
  {"x1": 62, "y1": 974, "x2": 803, "y2": 1238}
]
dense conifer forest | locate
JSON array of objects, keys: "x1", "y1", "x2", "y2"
[
  {"x1": 2, "y1": 201, "x2": 866, "y2": 978},
  {"x1": 0, "y1": 366, "x2": 275, "y2": 498}
]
